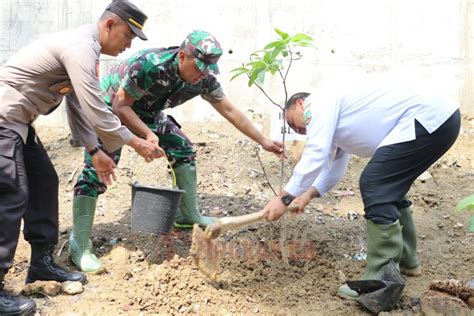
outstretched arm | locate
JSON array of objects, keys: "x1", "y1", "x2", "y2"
[{"x1": 211, "y1": 96, "x2": 283, "y2": 157}]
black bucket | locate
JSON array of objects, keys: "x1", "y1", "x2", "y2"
[{"x1": 131, "y1": 183, "x2": 184, "y2": 234}]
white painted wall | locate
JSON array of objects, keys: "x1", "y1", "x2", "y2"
[{"x1": 0, "y1": 0, "x2": 472, "y2": 128}]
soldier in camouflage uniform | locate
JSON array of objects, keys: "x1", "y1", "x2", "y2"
[{"x1": 70, "y1": 30, "x2": 284, "y2": 273}]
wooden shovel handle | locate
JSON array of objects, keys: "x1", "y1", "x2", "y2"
[{"x1": 217, "y1": 205, "x2": 299, "y2": 235}]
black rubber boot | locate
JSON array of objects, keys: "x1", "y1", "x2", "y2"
[
  {"x1": 0, "y1": 270, "x2": 36, "y2": 316},
  {"x1": 26, "y1": 243, "x2": 87, "y2": 284}
]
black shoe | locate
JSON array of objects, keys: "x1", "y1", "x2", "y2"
[
  {"x1": 0, "y1": 290, "x2": 36, "y2": 316},
  {"x1": 26, "y1": 243, "x2": 87, "y2": 284}
]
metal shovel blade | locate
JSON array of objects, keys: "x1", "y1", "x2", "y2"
[{"x1": 347, "y1": 259, "x2": 406, "y2": 313}]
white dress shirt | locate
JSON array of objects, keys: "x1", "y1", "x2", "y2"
[{"x1": 284, "y1": 81, "x2": 459, "y2": 197}]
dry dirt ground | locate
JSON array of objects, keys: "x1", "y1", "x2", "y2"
[{"x1": 3, "y1": 115, "x2": 474, "y2": 315}]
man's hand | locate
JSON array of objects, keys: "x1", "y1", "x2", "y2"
[
  {"x1": 211, "y1": 98, "x2": 285, "y2": 158},
  {"x1": 128, "y1": 135, "x2": 165, "y2": 162},
  {"x1": 260, "y1": 138, "x2": 285, "y2": 158},
  {"x1": 263, "y1": 195, "x2": 289, "y2": 221},
  {"x1": 291, "y1": 193, "x2": 312, "y2": 214},
  {"x1": 91, "y1": 150, "x2": 117, "y2": 185},
  {"x1": 146, "y1": 132, "x2": 160, "y2": 146},
  {"x1": 290, "y1": 187, "x2": 320, "y2": 214}
]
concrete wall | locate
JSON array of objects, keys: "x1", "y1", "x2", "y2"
[{"x1": 0, "y1": 0, "x2": 472, "y2": 127}]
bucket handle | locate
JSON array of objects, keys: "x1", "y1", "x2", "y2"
[
  {"x1": 166, "y1": 159, "x2": 177, "y2": 187},
  {"x1": 130, "y1": 157, "x2": 178, "y2": 188},
  {"x1": 156, "y1": 149, "x2": 177, "y2": 187}
]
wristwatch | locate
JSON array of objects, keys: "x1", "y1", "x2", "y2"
[
  {"x1": 281, "y1": 194, "x2": 295, "y2": 206},
  {"x1": 87, "y1": 147, "x2": 100, "y2": 157}
]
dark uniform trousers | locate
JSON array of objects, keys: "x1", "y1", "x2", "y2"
[
  {"x1": 0, "y1": 126, "x2": 58, "y2": 271},
  {"x1": 360, "y1": 109, "x2": 461, "y2": 224}
]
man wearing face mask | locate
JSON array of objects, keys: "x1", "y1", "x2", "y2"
[
  {"x1": 262, "y1": 82, "x2": 460, "y2": 306},
  {"x1": 0, "y1": 1, "x2": 161, "y2": 314},
  {"x1": 70, "y1": 30, "x2": 284, "y2": 274}
]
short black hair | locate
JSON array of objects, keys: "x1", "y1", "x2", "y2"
[
  {"x1": 99, "y1": 10, "x2": 120, "y2": 21},
  {"x1": 285, "y1": 92, "x2": 310, "y2": 110}
]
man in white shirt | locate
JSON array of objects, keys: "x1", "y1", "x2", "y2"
[{"x1": 263, "y1": 82, "x2": 461, "y2": 301}]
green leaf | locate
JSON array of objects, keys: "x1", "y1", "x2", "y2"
[
  {"x1": 248, "y1": 71, "x2": 258, "y2": 87},
  {"x1": 230, "y1": 66, "x2": 249, "y2": 81},
  {"x1": 230, "y1": 66, "x2": 248, "y2": 73},
  {"x1": 273, "y1": 59, "x2": 283, "y2": 70},
  {"x1": 245, "y1": 61, "x2": 267, "y2": 72},
  {"x1": 256, "y1": 69, "x2": 266, "y2": 84},
  {"x1": 264, "y1": 40, "x2": 284, "y2": 50},
  {"x1": 230, "y1": 69, "x2": 248, "y2": 81},
  {"x1": 263, "y1": 51, "x2": 273, "y2": 64},
  {"x1": 290, "y1": 33, "x2": 314, "y2": 42},
  {"x1": 294, "y1": 40, "x2": 316, "y2": 49},
  {"x1": 456, "y1": 194, "x2": 474, "y2": 212},
  {"x1": 270, "y1": 45, "x2": 285, "y2": 60},
  {"x1": 269, "y1": 63, "x2": 280, "y2": 75},
  {"x1": 275, "y1": 28, "x2": 289, "y2": 39}
]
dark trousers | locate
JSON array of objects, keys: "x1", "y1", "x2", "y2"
[
  {"x1": 0, "y1": 126, "x2": 59, "y2": 271},
  {"x1": 360, "y1": 110, "x2": 461, "y2": 224}
]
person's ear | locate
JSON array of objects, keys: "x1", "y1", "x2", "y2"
[
  {"x1": 178, "y1": 51, "x2": 186, "y2": 64},
  {"x1": 105, "y1": 19, "x2": 115, "y2": 32},
  {"x1": 296, "y1": 99, "x2": 305, "y2": 110}
]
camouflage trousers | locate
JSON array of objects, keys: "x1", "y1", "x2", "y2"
[{"x1": 73, "y1": 113, "x2": 195, "y2": 198}]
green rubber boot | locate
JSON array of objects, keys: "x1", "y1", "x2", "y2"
[
  {"x1": 68, "y1": 196, "x2": 104, "y2": 274},
  {"x1": 399, "y1": 207, "x2": 421, "y2": 276},
  {"x1": 338, "y1": 220, "x2": 403, "y2": 299},
  {"x1": 173, "y1": 164, "x2": 216, "y2": 228}
]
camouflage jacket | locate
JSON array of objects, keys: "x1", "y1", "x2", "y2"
[{"x1": 101, "y1": 47, "x2": 225, "y2": 126}]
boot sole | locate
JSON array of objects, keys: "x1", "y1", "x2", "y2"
[
  {"x1": 337, "y1": 284, "x2": 359, "y2": 300},
  {"x1": 69, "y1": 257, "x2": 105, "y2": 275},
  {"x1": 173, "y1": 223, "x2": 193, "y2": 229},
  {"x1": 0, "y1": 304, "x2": 36, "y2": 316},
  {"x1": 337, "y1": 290, "x2": 359, "y2": 300},
  {"x1": 25, "y1": 272, "x2": 88, "y2": 285},
  {"x1": 69, "y1": 237, "x2": 105, "y2": 274},
  {"x1": 400, "y1": 266, "x2": 422, "y2": 277}
]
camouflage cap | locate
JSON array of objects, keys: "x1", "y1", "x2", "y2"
[{"x1": 182, "y1": 30, "x2": 223, "y2": 75}]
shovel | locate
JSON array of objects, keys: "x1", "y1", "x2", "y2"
[
  {"x1": 346, "y1": 259, "x2": 406, "y2": 313},
  {"x1": 190, "y1": 206, "x2": 298, "y2": 280},
  {"x1": 205, "y1": 205, "x2": 299, "y2": 240}
]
